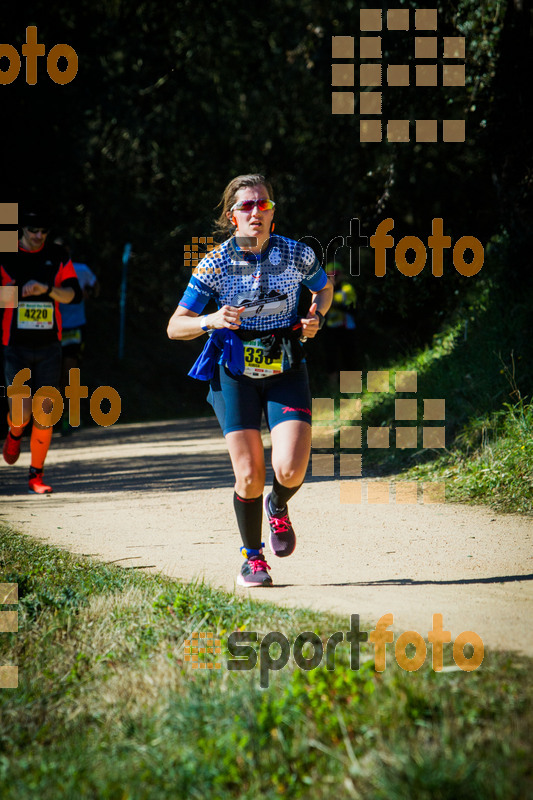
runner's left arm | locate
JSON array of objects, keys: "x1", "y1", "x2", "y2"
[
  {"x1": 298, "y1": 246, "x2": 334, "y2": 338},
  {"x1": 301, "y1": 281, "x2": 333, "y2": 339}
]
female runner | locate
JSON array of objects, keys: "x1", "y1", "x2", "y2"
[{"x1": 167, "y1": 174, "x2": 332, "y2": 586}]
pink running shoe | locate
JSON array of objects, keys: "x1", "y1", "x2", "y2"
[
  {"x1": 264, "y1": 493, "x2": 296, "y2": 558},
  {"x1": 237, "y1": 547, "x2": 273, "y2": 587}
]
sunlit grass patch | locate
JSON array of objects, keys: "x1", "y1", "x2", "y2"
[{"x1": 0, "y1": 525, "x2": 531, "y2": 799}]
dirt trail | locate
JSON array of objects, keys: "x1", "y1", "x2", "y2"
[{"x1": 1, "y1": 418, "x2": 532, "y2": 656}]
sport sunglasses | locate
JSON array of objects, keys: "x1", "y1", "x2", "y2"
[{"x1": 230, "y1": 199, "x2": 276, "y2": 212}]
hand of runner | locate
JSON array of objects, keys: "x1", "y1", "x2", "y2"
[
  {"x1": 21, "y1": 280, "x2": 49, "y2": 298},
  {"x1": 209, "y1": 304, "x2": 246, "y2": 330},
  {"x1": 300, "y1": 302, "x2": 320, "y2": 339}
]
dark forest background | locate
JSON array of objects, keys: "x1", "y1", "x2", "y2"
[{"x1": 1, "y1": 0, "x2": 531, "y2": 421}]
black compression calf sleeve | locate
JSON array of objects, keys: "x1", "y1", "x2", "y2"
[
  {"x1": 233, "y1": 492, "x2": 263, "y2": 550},
  {"x1": 270, "y1": 475, "x2": 302, "y2": 512}
]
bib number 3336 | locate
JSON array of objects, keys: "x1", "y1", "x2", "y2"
[{"x1": 243, "y1": 341, "x2": 283, "y2": 378}]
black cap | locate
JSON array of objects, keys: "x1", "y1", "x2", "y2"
[{"x1": 20, "y1": 209, "x2": 52, "y2": 229}]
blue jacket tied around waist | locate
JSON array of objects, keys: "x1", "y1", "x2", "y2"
[{"x1": 188, "y1": 329, "x2": 245, "y2": 380}]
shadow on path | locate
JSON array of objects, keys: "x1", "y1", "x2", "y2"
[
  {"x1": 0, "y1": 418, "x2": 237, "y2": 496},
  {"x1": 320, "y1": 573, "x2": 533, "y2": 587}
]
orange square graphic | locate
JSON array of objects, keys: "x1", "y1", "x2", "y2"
[
  {"x1": 0, "y1": 584, "x2": 18, "y2": 604},
  {"x1": 340, "y1": 454, "x2": 362, "y2": 476},
  {"x1": 387, "y1": 9, "x2": 409, "y2": 30},
  {"x1": 387, "y1": 65, "x2": 410, "y2": 86},
  {"x1": 367, "y1": 481, "x2": 390, "y2": 503},
  {"x1": 332, "y1": 36, "x2": 355, "y2": 58},
  {"x1": 0, "y1": 611, "x2": 18, "y2": 633},
  {"x1": 340, "y1": 481, "x2": 362, "y2": 504},
  {"x1": 396, "y1": 427, "x2": 418, "y2": 449},
  {"x1": 415, "y1": 8, "x2": 438, "y2": 30},
  {"x1": 332, "y1": 64, "x2": 354, "y2": 86},
  {"x1": 332, "y1": 92, "x2": 355, "y2": 115},
  {"x1": 367, "y1": 427, "x2": 390, "y2": 448},
  {"x1": 340, "y1": 370, "x2": 362, "y2": 393},
  {"x1": 443, "y1": 65, "x2": 465, "y2": 86},
  {"x1": 367, "y1": 371, "x2": 389, "y2": 392},
  {"x1": 0, "y1": 232, "x2": 18, "y2": 252},
  {"x1": 360, "y1": 119, "x2": 382, "y2": 142},
  {"x1": 387, "y1": 120, "x2": 410, "y2": 142},
  {"x1": 415, "y1": 37, "x2": 437, "y2": 59},
  {"x1": 0, "y1": 202, "x2": 18, "y2": 224},
  {"x1": 0, "y1": 286, "x2": 18, "y2": 309},
  {"x1": 312, "y1": 398, "x2": 334, "y2": 420},
  {"x1": 442, "y1": 120, "x2": 465, "y2": 142},
  {"x1": 360, "y1": 64, "x2": 382, "y2": 86},
  {"x1": 312, "y1": 454, "x2": 334, "y2": 477},
  {"x1": 312, "y1": 425, "x2": 335, "y2": 448},
  {"x1": 423, "y1": 427, "x2": 446, "y2": 448},
  {"x1": 395, "y1": 482, "x2": 418, "y2": 503},
  {"x1": 360, "y1": 92, "x2": 382, "y2": 115},
  {"x1": 395, "y1": 399, "x2": 417, "y2": 420},
  {"x1": 360, "y1": 9, "x2": 382, "y2": 31},
  {"x1": 360, "y1": 37, "x2": 382, "y2": 59},
  {"x1": 424, "y1": 399, "x2": 445, "y2": 420},
  {"x1": 395, "y1": 371, "x2": 417, "y2": 392},
  {"x1": 416, "y1": 119, "x2": 438, "y2": 142},
  {"x1": 443, "y1": 37, "x2": 465, "y2": 58},
  {"x1": 0, "y1": 666, "x2": 18, "y2": 689},
  {"x1": 339, "y1": 398, "x2": 362, "y2": 420},
  {"x1": 423, "y1": 482, "x2": 446, "y2": 503},
  {"x1": 340, "y1": 426, "x2": 362, "y2": 448},
  {"x1": 416, "y1": 64, "x2": 438, "y2": 86}
]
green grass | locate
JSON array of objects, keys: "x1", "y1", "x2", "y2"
[
  {"x1": 408, "y1": 395, "x2": 533, "y2": 513},
  {"x1": 322, "y1": 270, "x2": 533, "y2": 514},
  {"x1": 1, "y1": 525, "x2": 531, "y2": 799}
]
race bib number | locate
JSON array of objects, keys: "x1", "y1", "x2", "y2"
[
  {"x1": 17, "y1": 302, "x2": 54, "y2": 330},
  {"x1": 61, "y1": 328, "x2": 82, "y2": 346},
  {"x1": 243, "y1": 339, "x2": 284, "y2": 379}
]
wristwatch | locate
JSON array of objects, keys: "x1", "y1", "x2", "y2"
[{"x1": 316, "y1": 310, "x2": 325, "y2": 330}]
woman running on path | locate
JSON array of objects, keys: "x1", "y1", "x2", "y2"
[{"x1": 168, "y1": 174, "x2": 332, "y2": 586}]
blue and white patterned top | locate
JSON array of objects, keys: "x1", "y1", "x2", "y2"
[{"x1": 179, "y1": 234, "x2": 328, "y2": 332}]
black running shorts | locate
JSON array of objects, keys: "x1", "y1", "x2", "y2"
[
  {"x1": 4, "y1": 342, "x2": 61, "y2": 392},
  {"x1": 207, "y1": 363, "x2": 312, "y2": 435}
]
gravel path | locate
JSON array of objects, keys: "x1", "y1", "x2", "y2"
[{"x1": 1, "y1": 418, "x2": 532, "y2": 656}]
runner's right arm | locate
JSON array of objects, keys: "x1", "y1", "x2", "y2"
[{"x1": 167, "y1": 304, "x2": 245, "y2": 340}]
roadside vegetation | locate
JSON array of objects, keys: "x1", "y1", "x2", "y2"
[
  {"x1": 1, "y1": 525, "x2": 531, "y2": 799},
  {"x1": 326, "y1": 247, "x2": 533, "y2": 516}
]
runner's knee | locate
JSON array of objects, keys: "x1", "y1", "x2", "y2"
[
  {"x1": 234, "y1": 464, "x2": 266, "y2": 496},
  {"x1": 274, "y1": 464, "x2": 306, "y2": 487}
]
